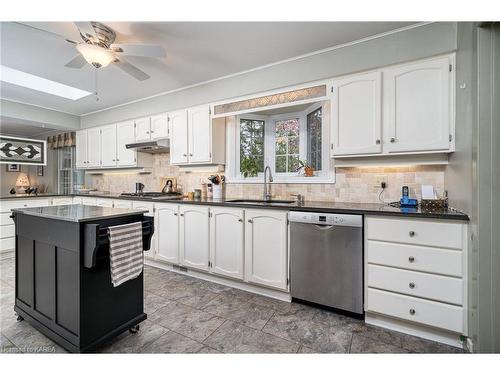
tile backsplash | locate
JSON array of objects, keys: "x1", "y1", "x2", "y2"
[{"x1": 87, "y1": 153, "x2": 445, "y2": 204}]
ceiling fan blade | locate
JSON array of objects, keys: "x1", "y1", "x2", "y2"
[
  {"x1": 13, "y1": 22, "x2": 78, "y2": 44},
  {"x1": 74, "y1": 22, "x2": 97, "y2": 40},
  {"x1": 114, "y1": 58, "x2": 150, "y2": 81},
  {"x1": 65, "y1": 54, "x2": 87, "y2": 69},
  {"x1": 110, "y1": 44, "x2": 166, "y2": 58}
]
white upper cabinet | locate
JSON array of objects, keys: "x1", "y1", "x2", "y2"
[
  {"x1": 100, "y1": 125, "x2": 118, "y2": 167},
  {"x1": 188, "y1": 105, "x2": 211, "y2": 163},
  {"x1": 155, "y1": 203, "x2": 179, "y2": 264},
  {"x1": 244, "y1": 209, "x2": 288, "y2": 290},
  {"x1": 383, "y1": 56, "x2": 453, "y2": 153},
  {"x1": 150, "y1": 113, "x2": 169, "y2": 139},
  {"x1": 116, "y1": 121, "x2": 137, "y2": 167},
  {"x1": 86, "y1": 128, "x2": 102, "y2": 168},
  {"x1": 75, "y1": 130, "x2": 88, "y2": 168},
  {"x1": 169, "y1": 109, "x2": 189, "y2": 164},
  {"x1": 209, "y1": 207, "x2": 244, "y2": 280},
  {"x1": 135, "y1": 117, "x2": 152, "y2": 142},
  {"x1": 331, "y1": 71, "x2": 382, "y2": 156},
  {"x1": 179, "y1": 205, "x2": 210, "y2": 271}
]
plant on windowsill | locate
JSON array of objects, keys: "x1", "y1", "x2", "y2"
[
  {"x1": 296, "y1": 160, "x2": 315, "y2": 177},
  {"x1": 240, "y1": 156, "x2": 260, "y2": 178}
]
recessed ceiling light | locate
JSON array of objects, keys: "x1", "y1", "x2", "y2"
[{"x1": 0, "y1": 65, "x2": 92, "y2": 100}]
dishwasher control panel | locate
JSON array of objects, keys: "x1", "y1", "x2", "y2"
[{"x1": 288, "y1": 211, "x2": 363, "y2": 227}]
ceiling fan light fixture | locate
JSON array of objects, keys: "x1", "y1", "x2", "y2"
[{"x1": 76, "y1": 43, "x2": 114, "y2": 68}]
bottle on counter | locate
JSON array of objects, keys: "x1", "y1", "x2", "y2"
[
  {"x1": 207, "y1": 183, "x2": 213, "y2": 199},
  {"x1": 201, "y1": 182, "x2": 207, "y2": 199}
]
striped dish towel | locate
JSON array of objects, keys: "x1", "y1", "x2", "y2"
[{"x1": 108, "y1": 222, "x2": 144, "y2": 287}]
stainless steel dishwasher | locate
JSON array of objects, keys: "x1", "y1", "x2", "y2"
[{"x1": 289, "y1": 211, "x2": 363, "y2": 315}]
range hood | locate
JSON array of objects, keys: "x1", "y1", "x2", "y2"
[{"x1": 125, "y1": 139, "x2": 170, "y2": 153}]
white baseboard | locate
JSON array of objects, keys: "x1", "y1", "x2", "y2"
[
  {"x1": 365, "y1": 312, "x2": 467, "y2": 349},
  {"x1": 144, "y1": 258, "x2": 291, "y2": 302}
]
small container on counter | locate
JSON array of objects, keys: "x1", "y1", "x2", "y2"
[
  {"x1": 187, "y1": 192, "x2": 195, "y2": 200},
  {"x1": 207, "y1": 183, "x2": 213, "y2": 199},
  {"x1": 194, "y1": 189, "x2": 201, "y2": 199},
  {"x1": 201, "y1": 182, "x2": 207, "y2": 199}
]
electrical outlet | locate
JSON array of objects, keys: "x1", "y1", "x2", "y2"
[
  {"x1": 381, "y1": 181, "x2": 387, "y2": 189},
  {"x1": 374, "y1": 175, "x2": 387, "y2": 189}
]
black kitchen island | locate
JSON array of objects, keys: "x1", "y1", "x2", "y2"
[{"x1": 10, "y1": 204, "x2": 154, "y2": 353}]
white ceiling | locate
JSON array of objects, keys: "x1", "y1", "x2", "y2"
[{"x1": 0, "y1": 22, "x2": 415, "y2": 116}]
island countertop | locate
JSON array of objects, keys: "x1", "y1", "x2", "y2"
[{"x1": 11, "y1": 204, "x2": 148, "y2": 222}]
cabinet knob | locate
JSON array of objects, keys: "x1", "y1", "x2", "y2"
[
  {"x1": 247, "y1": 219, "x2": 253, "y2": 223},
  {"x1": 189, "y1": 153, "x2": 193, "y2": 157},
  {"x1": 146, "y1": 131, "x2": 150, "y2": 134},
  {"x1": 408, "y1": 256, "x2": 415, "y2": 263},
  {"x1": 409, "y1": 282, "x2": 415, "y2": 289},
  {"x1": 150, "y1": 130, "x2": 154, "y2": 133},
  {"x1": 174, "y1": 213, "x2": 178, "y2": 216},
  {"x1": 390, "y1": 137, "x2": 396, "y2": 143},
  {"x1": 375, "y1": 139, "x2": 381, "y2": 145},
  {"x1": 409, "y1": 308, "x2": 416, "y2": 315},
  {"x1": 180, "y1": 213, "x2": 184, "y2": 216},
  {"x1": 183, "y1": 154, "x2": 187, "y2": 157},
  {"x1": 409, "y1": 231, "x2": 415, "y2": 237},
  {"x1": 238, "y1": 218, "x2": 243, "y2": 222}
]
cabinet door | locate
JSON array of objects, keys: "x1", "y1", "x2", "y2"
[
  {"x1": 179, "y1": 205, "x2": 209, "y2": 271},
  {"x1": 81, "y1": 197, "x2": 97, "y2": 205},
  {"x1": 100, "y1": 125, "x2": 117, "y2": 167},
  {"x1": 75, "y1": 130, "x2": 87, "y2": 168},
  {"x1": 116, "y1": 121, "x2": 137, "y2": 167},
  {"x1": 188, "y1": 105, "x2": 211, "y2": 163},
  {"x1": 331, "y1": 71, "x2": 382, "y2": 156},
  {"x1": 95, "y1": 198, "x2": 114, "y2": 207},
  {"x1": 113, "y1": 200, "x2": 133, "y2": 209},
  {"x1": 151, "y1": 113, "x2": 169, "y2": 139},
  {"x1": 209, "y1": 207, "x2": 244, "y2": 280},
  {"x1": 132, "y1": 201, "x2": 155, "y2": 259},
  {"x1": 245, "y1": 209, "x2": 288, "y2": 290},
  {"x1": 135, "y1": 117, "x2": 151, "y2": 142},
  {"x1": 155, "y1": 204, "x2": 179, "y2": 264},
  {"x1": 384, "y1": 56, "x2": 452, "y2": 153},
  {"x1": 169, "y1": 109, "x2": 189, "y2": 164},
  {"x1": 86, "y1": 128, "x2": 102, "y2": 168}
]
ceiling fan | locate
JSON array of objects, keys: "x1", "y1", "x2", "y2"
[{"x1": 17, "y1": 22, "x2": 166, "y2": 81}]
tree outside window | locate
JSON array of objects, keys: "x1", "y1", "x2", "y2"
[
  {"x1": 240, "y1": 118, "x2": 264, "y2": 176},
  {"x1": 275, "y1": 118, "x2": 300, "y2": 173}
]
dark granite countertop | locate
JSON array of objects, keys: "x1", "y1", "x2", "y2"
[
  {"x1": 0, "y1": 193, "x2": 67, "y2": 200},
  {"x1": 2, "y1": 193, "x2": 469, "y2": 221},
  {"x1": 11, "y1": 204, "x2": 148, "y2": 222}
]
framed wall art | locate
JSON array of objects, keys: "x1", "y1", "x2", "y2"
[
  {"x1": 6, "y1": 164, "x2": 20, "y2": 172},
  {"x1": 0, "y1": 136, "x2": 47, "y2": 165}
]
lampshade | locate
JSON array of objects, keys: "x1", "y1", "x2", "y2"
[
  {"x1": 15, "y1": 173, "x2": 30, "y2": 187},
  {"x1": 76, "y1": 43, "x2": 115, "y2": 68}
]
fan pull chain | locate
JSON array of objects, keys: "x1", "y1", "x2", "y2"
[{"x1": 94, "y1": 68, "x2": 100, "y2": 102}]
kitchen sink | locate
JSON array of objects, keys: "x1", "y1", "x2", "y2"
[{"x1": 226, "y1": 199, "x2": 295, "y2": 205}]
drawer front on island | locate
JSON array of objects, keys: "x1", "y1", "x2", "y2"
[{"x1": 367, "y1": 288, "x2": 464, "y2": 333}]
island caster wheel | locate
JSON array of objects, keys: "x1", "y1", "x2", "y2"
[
  {"x1": 129, "y1": 325, "x2": 140, "y2": 334},
  {"x1": 16, "y1": 315, "x2": 24, "y2": 322}
]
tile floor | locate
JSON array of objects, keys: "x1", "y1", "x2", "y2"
[{"x1": 0, "y1": 254, "x2": 465, "y2": 354}]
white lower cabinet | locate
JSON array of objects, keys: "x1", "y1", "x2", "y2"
[
  {"x1": 209, "y1": 207, "x2": 244, "y2": 280},
  {"x1": 113, "y1": 200, "x2": 133, "y2": 209},
  {"x1": 155, "y1": 203, "x2": 179, "y2": 264},
  {"x1": 244, "y1": 209, "x2": 288, "y2": 290},
  {"x1": 80, "y1": 197, "x2": 98, "y2": 205},
  {"x1": 132, "y1": 201, "x2": 155, "y2": 259},
  {"x1": 179, "y1": 205, "x2": 210, "y2": 271},
  {"x1": 95, "y1": 198, "x2": 114, "y2": 208}
]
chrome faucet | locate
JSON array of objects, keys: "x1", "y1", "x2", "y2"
[{"x1": 263, "y1": 166, "x2": 273, "y2": 201}]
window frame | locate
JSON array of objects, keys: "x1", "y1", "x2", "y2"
[{"x1": 228, "y1": 101, "x2": 333, "y2": 184}]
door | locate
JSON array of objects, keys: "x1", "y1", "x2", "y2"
[
  {"x1": 188, "y1": 105, "x2": 211, "y2": 163},
  {"x1": 155, "y1": 203, "x2": 179, "y2": 264},
  {"x1": 179, "y1": 205, "x2": 209, "y2": 271},
  {"x1": 75, "y1": 130, "x2": 87, "y2": 168},
  {"x1": 244, "y1": 209, "x2": 288, "y2": 290},
  {"x1": 209, "y1": 207, "x2": 244, "y2": 280},
  {"x1": 100, "y1": 125, "x2": 117, "y2": 167},
  {"x1": 86, "y1": 127, "x2": 102, "y2": 168},
  {"x1": 384, "y1": 56, "x2": 452, "y2": 153},
  {"x1": 169, "y1": 109, "x2": 189, "y2": 164},
  {"x1": 116, "y1": 121, "x2": 137, "y2": 167},
  {"x1": 135, "y1": 117, "x2": 151, "y2": 142},
  {"x1": 132, "y1": 201, "x2": 155, "y2": 259},
  {"x1": 151, "y1": 113, "x2": 169, "y2": 139},
  {"x1": 331, "y1": 71, "x2": 382, "y2": 156}
]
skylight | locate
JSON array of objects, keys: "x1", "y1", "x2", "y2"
[{"x1": 0, "y1": 65, "x2": 92, "y2": 100}]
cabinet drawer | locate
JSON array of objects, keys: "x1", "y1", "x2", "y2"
[
  {"x1": 0, "y1": 212, "x2": 14, "y2": 226},
  {"x1": 0, "y1": 198, "x2": 50, "y2": 212},
  {"x1": 366, "y1": 240, "x2": 463, "y2": 277},
  {"x1": 0, "y1": 237, "x2": 15, "y2": 251},
  {"x1": 366, "y1": 216, "x2": 463, "y2": 249},
  {"x1": 367, "y1": 288, "x2": 464, "y2": 333},
  {"x1": 0, "y1": 224, "x2": 15, "y2": 238},
  {"x1": 367, "y1": 264, "x2": 463, "y2": 305}
]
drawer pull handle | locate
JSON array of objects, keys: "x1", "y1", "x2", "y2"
[
  {"x1": 408, "y1": 256, "x2": 415, "y2": 263},
  {"x1": 409, "y1": 282, "x2": 415, "y2": 289},
  {"x1": 409, "y1": 231, "x2": 415, "y2": 237},
  {"x1": 248, "y1": 219, "x2": 253, "y2": 223},
  {"x1": 409, "y1": 308, "x2": 416, "y2": 315}
]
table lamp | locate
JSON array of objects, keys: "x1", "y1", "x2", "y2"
[{"x1": 15, "y1": 172, "x2": 30, "y2": 194}]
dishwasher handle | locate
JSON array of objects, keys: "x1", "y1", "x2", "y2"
[{"x1": 313, "y1": 224, "x2": 335, "y2": 230}]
